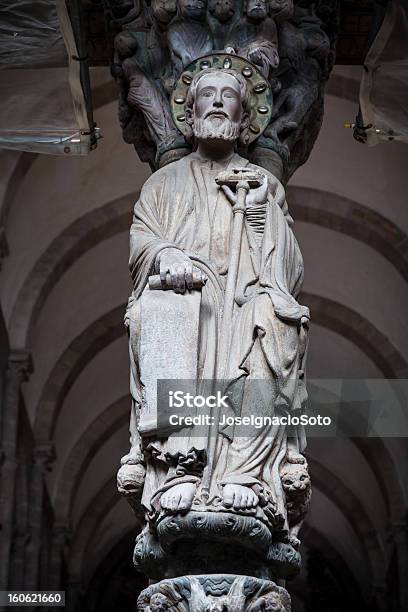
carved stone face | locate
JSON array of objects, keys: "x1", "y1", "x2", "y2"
[
  {"x1": 248, "y1": 593, "x2": 286, "y2": 612},
  {"x1": 280, "y1": 463, "x2": 311, "y2": 494},
  {"x1": 192, "y1": 72, "x2": 244, "y2": 142},
  {"x1": 148, "y1": 592, "x2": 171, "y2": 611},
  {"x1": 179, "y1": 0, "x2": 207, "y2": 20},
  {"x1": 269, "y1": 0, "x2": 294, "y2": 20},
  {"x1": 246, "y1": 0, "x2": 268, "y2": 21}
]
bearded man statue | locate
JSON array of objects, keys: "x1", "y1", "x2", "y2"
[{"x1": 118, "y1": 59, "x2": 310, "y2": 581}]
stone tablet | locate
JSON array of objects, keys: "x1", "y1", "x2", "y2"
[{"x1": 139, "y1": 286, "x2": 201, "y2": 435}]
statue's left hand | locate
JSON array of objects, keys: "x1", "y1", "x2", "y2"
[{"x1": 220, "y1": 173, "x2": 269, "y2": 208}]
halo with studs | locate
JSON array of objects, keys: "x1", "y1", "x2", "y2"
[{"x1": 171, "y1": 53, "x2": 273, "y2": 144}]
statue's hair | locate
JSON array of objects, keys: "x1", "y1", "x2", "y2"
[{"x1": 185, "y1": 67, "x2": 250, "y2": 119}]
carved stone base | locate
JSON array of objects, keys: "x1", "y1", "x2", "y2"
[
  {"x1": 134, "y1": 512, "x2": 301, "y2": 581},
  {"x1": 157, "y1": 511, "x2": 273, "y2": 555},
  {"x1": 137, "y1": 574, "x2": 291, "y2": 611}
]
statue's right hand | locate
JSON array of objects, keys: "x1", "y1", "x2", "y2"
[{"x1": 156, "y1": 247, "x2": 194, "y2": 294}]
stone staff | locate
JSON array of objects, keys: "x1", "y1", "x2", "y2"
[{"x1": 201, "y1": 167, "x2": 263, "y2": 499}]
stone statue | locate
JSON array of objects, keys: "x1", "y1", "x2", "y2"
[
  {"x1": 101, "y1": 0, "x2": 341, "y2": 606},
  {"x1": 165, "y1": 0, "x2": 213, "y2": 74},
  {"x1": 280, "y1": 459, "x2": 311, "y2": 549},
  {"x1": 262, "y1": 3, "x2": 334, "y2": 181},
  {"x1": 105, "y1": 0, "x2": 338, "y2": 177},
  {"x1": 226, "y1": 0, "x2": 282, "y2": 81},
  {"x1": 117, "y1": 56, "x2": 311, "y2": 606},
  {"x1": 112, "y1": 29, "x2": 189, "y2": 167}
]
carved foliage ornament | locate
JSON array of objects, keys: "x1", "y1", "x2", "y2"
[{"x1": 137, "y1": 574, "x2": 292, "y2": 611}]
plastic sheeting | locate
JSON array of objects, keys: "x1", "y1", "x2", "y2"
[
  {"x1": 0, "y1": 0, "x2": 95, "y2": 155},
  {"x1": 359, "y1": 0, "x2": 408, "y2": 145}
]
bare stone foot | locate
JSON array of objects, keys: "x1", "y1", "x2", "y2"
[
  {"x1": 160, "y1": 482, "x2": 197, "y2": 513},
  {"x1": 222, "y1": 483, "x2": 259, "y2": 510}
]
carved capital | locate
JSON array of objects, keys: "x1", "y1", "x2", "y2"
[
  {"x1": 6, "y1": 350, "x2": 33, "y2": 385},
  {"x1": 388, "y1": 520, "x2": 408, "y2": 544},
  {"x1": 33, "y1": 443, "x2": 56, "y2": 473},
  {"x1": 106, "y1": 0, "x2": 338, "y2": 179},
  {"x1": 52, "y1": 522, "x2": 72, "y2": 549},
  {"x1": 12, "y1": 527, "x2": 31, "y2": 546},
  {"x1": 2, "y1": 351, "x2": 33, "y2": 440}
]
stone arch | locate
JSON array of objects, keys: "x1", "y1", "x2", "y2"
[
  {"x1": 299, "y1": 524, "x2": 369, "y2": 609},
  {"x1": 0, "y1": 152, "x2": 37, "y2": 230},
  {"x1": 8, "y1": 194, "x2": 136, "y2": 350},
  {"x1": 33, "y1": 305, "x2": 126, "y2": 441},
  {"x1": 0, "y1": 81, "x2": 130, "y2": 242},
  {"x1": 301, "y1": 292, "x2": 408, "y2": 378},
  {"x1": 308, "y1": 458, "x2": 386, "y2": 583},
  {"x1": 68, "y1": 475, "x2": 142, "y2": 578},
  {"x1": 356, "y1": 438, "x2": 407, "y2": 521},
  {"x1": 288, "y1": 185, "x2": 408, "y2": 284},
  {"x1": 80, "y1": 530, "x2": 147, "y2": 612},
  {"x1": 53, "y1": 396, "x2": 129, "y2": 520},
  {"x1": 302, "y1": 293, "x2": 407, "y2": 519}
]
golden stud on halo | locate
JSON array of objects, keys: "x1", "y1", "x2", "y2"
[
  {"x1": 182, "y1": 73, "x2": 193, "y2": 85},
  {"x1": 253, "y1": 82, "x2": 267, "y2": 93}
]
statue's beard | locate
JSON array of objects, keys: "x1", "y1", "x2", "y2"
[{"x1": 193, "y1": 115, "x2": 240, "y2": 142}]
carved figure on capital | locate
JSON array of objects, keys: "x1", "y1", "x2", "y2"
[
  {"x1": 165, "y1": 0, "x2": 213, "y2": 74},
  {"x1": 105, "y1": 0, "x2": 338, "y2": 175}
]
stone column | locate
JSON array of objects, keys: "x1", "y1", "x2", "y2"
[
  {"x1": 392, "y1": 520, "x2": 408, "y2": 612},
  {"x1": 8, "y1": 529, "x2": 30, "y2": 591},
  {"x1": 24, "y1": 443, "x2": 56, "y2": 590},
  {"x1": 48, "y1": 523, "x2": 71, "y2": 592},
  {"x1": 65, "y1": 575, "x2": 82, "y2": 612},
  {"x1": 0, "y1": 226, "x2": 8, "y2": 271},
  {"x1": 372, "y1": 581, "x2": 388, "y2": 612},
  {"x1": 0, "y1": 350, "x2": 32, "y2": 591},
  {"x1": 105, "y1": 1, "x2": 338, "y2": 608}
]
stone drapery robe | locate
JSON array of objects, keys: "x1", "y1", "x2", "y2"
[{"x1": 126, "y1": 151, "x2": 309, "y2": 531}]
